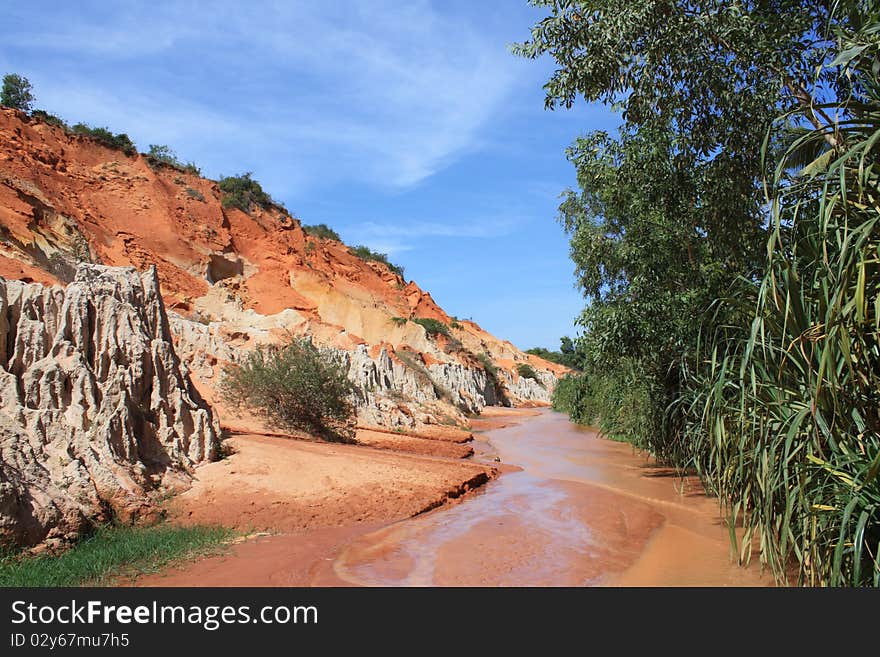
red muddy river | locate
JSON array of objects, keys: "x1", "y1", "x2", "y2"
[{"x1": 333, "y1": 409, "x2": 772, "y2": 586}]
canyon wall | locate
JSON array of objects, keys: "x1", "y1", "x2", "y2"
[
  {"x1": 0, "y1": 109, "x2": 568, "y2": 546},
  {"x1": 0, "y1": 108, "x2": 567, "y2": 434}
]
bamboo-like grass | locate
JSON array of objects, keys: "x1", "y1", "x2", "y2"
[{"x1": 690, "y1": 17, "x2": 880, "y2": 586}]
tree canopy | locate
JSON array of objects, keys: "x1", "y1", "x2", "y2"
[
  {"x1": 1, "y1": 74, "x2": 35, "y2": 112},
  {"x1": 518, "y1": 1, "x2": 880, "y2": 584}
]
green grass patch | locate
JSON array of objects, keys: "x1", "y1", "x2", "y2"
[{"x1": 0, "y1": 524, "x2": 233, "y2": 587}]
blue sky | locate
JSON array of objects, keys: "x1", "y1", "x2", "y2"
[{"x1": 1, "y1": 1, "x2": 620, "y2": 350}]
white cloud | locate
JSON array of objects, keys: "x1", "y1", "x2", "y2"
[
  {"x1": 339, "y1": 216, "x2": 521, "y2": 255},
  {"x1": 248, "y1": 2, "x2": 520, "y2": 187},
  {"x1": 4, "y1": 1, "x2": 521, "y2": 191},
  {"x1": 352, "y1": 219, "x2": 516, "y2": 240},
  {"x1": 3, "y1": 3, "x2": 203, "y2": 58}
]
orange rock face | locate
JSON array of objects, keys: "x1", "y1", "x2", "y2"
[{"x1": 0, "y1": 108, "x2": 567, "y2": 427}]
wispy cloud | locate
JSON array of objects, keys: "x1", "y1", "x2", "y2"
[
  {"x1": 340, "y1": 216, "x2": 521, "y2": 255},
  {"x1": 3, "y1": 1, "x2": 521, "y2": 192},
  {"x1": 3, "y1": 4, "x2": 202, "y2": 58},
  {"x1": 351, "y1": 219, "x2": 516, "y2": 240},
  {"x1": 0, "y1": 1, "x2": 590, "y2": 350}
]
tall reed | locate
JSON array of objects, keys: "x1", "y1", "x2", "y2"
[{"x1": 692, "y1": 14, "x2": 880, "y2": 585}]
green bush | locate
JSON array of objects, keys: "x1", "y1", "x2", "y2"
[
  {"x1": 389, "y1": 316, "x2": 408, "y2": 327},
  {"x1": 516, "y1": 363, "x2": 543, "y2": 386},
  {"x1": 551, "y1": 365, "x2": 656, "y2": 441},
  {"x1": 349, "y1": 245, "x2": 405, "y2": 277},
  {"x1": 1, "y1": 74, "x2": 34, "y2": 112},
  {"x1": 145, "y1": 144, "x2": 178, "y2": 167},
  {"x1": 144, "y1": 144, "x2": 200, "y2": 175},
  {"x1": 412, "y1": 317, "x2": 450, "y2": 338},
  {"x1": 219, "y1": 337, "x2": 356, "y2": 443},
  {"x1": 217, "y1": 173, "x2": 273, "y2": 213},
  {"x1": 185, "y1": 187, "x2": 205, "y2": 202},
  {"x1": 30, "y1": 109, "x2": 67, "y2": 129},
  {"x1": 550, "y1": 374, "x2": 582, "y2": 417},
  {"x1": 303, "y1": 223, "x2": 341, "y2": 241},
  {"x1": 71, "y1": 123, "x2": 136, "y2": 156}
]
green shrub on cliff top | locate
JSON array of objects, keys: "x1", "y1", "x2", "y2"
[
  {"x1": 30, "y1": 109, "x2": 67, "y2": 129},
  {"x1": 217, "y1": 172, "x2": 273, "y2": 214},
  {"x1": 71, "y1": 123, "x2": 136, "y2": 156},
  {"x1": 412, "y1": 317, "x2": 450, "y2": 338},
  {"x1": 303, "y1": 223, "x2": 342, "y2": 242},
  {"x1": 144, "y1": 144, "x2": 200, "y2": 175},
  {"x1": 349, "y1": 245, "x2": 405, "y2": 278}
]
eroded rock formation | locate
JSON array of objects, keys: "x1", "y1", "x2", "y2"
[
  {"x1": 0, "y1": 264, "x2": 218, "y2": 547},
  {"x1": 0, "y1": 108, "x2": 568, "y2": 433}
]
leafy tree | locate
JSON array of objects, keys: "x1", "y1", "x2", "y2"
[
  {"x1": 526, "y1": 336, "x2": 582, "y2": 368},
  {"x1": 219, "y1": 337, "x2": 357, "y2": 443},
  {"x1": 514, "y1": 2, "x2": 835, "y2": 154},
  {"x1": 515, "y1": 0, "x2": 845, "y2": 459},
  {"x1": 559, "y1": 336, "x2": 576, "y2": 357},
  {"x1": 1, "y1": 74, "x2": 35, "y2": 112}
]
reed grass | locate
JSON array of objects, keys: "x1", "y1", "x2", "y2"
[{"x1": 690, "y1": 17, "x2": 880, "y2": 585}]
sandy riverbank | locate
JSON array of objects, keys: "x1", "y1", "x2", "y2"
[{"x1": 132, "y1": 427, "x2": 494, "y2": 586}]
